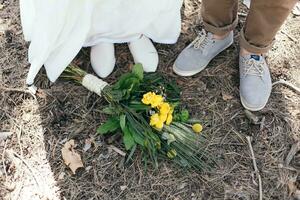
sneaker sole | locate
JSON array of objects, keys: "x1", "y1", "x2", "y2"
[
  {"x1": 240, "y1": 95, "x2": 267, "y2": 112},
  {"x1": 173, "y1": 61, "x2": 209, "y2": 77},
  {"x1": 173, "y1": 42, "x2": 233, "y2": 77}
]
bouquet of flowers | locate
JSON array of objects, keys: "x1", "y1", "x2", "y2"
[{"x1": 62, "y1": 64, "x2": 214, "y2": 170}]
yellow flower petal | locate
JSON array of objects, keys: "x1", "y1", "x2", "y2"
[
  {"x1": 159, "y1": 114, "x2": 168, "y2": 123},
  {"x1": 150, "y1": 95, "x2": 164, "y2": 108},
  {"x1": 142, "y1": 92, "x2": 156, "y2": 105},
  {"x1": 159, "y1": 103, "x2": 171, "y2": 114},
  {"x1": 150, "y1": 113, "x2": 160, "y2": 126},
  {"x1": 155, "y1": 120, "x2": 164, "y2": 130},
  {"x1": 166, "y1": 114, "x2": 173, "y2": 125},
  {"x1": 192, "y1": 123, "x2": 203, "y2": 134}
]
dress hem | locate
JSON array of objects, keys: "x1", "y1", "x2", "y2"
[{"x1": 83, "y1": 34, "x2": 179, "y2": 47}]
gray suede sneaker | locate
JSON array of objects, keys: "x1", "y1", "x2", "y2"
[
  {"x1": 239, "y1": 54, "x2": 272, "y2": 111},
  {"x1": 173, "y1": 30, "x2": 233, "y2": 76}
]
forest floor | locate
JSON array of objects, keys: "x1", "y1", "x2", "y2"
[{"x1": 0, "y1": 0, "x2": 299, "y2": 199}]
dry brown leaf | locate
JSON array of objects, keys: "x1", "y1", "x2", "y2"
[
  {"x1": 288, "y1": 179, "x2": 300, "y2": 199},
  {"x1": 222, "y1": 92, "x2": 234, "y2": 101},
  {"x1": 288, "y1": 180, "x2": 297, "y2": 196},
  {"x1": 61, "y1": 140, "x2": 84, "y2": 174}
]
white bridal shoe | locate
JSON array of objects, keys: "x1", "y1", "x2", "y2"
[
  {"x1": 128, "y1": 35, "x2": 159, "y2": 72},
  {"x1": 90, "y1": 42, "x2": 116, "y2": 78}
]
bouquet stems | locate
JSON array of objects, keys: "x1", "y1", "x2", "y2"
[
  {"x1": 61, "y1": 64, "x2": 108, "y2": 96},
  {"x1": 61, "y1": 64, "x2": 215, "y2": 171}
]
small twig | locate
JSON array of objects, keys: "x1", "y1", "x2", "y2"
[
  {"x1": 281, "y1": 30, "x2": 297, "y2": 42},
  {"x1": 273, "y1": 79, "x2": 300, "y2": 94},
  {"x1": 245, "y1": 110, "x2": 260, "y2": 124},
  {"x1": 259, "y1": 116, "x2": 266, "y2": 131},
  {"x1": 285, "y1": 142, "x2": 300, "y2": 166},
  {"x1": 109, "y1": 145, "x2": 126, "y2": 157},
  {"x1": 1, "y1": 141, "x2": 8, "y2": 182},
  {"x1": 16, "y1": 128, "x2": 23, "y2": 158},
  {"x1": 246, "y1": 136, "x2": 263, "y2": 200}
]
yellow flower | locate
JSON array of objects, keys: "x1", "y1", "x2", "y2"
[
  {"x1": 150, "y1": 95, "x2": 164, "y2": 108},
  {"x1": 159, "y1": 103, "x2": 171, "y2": 114},
  {"x1": 166, "y1": 114, "x2": 173, "y2": 125},
  {"x1": 167, "y1": 149, "x2": 177, "y2": 159},
  {"x1": 150, "y1": 113, "x2": 160, "y2": 126},
  {"x1": 159, "y1": 114, "x2": 168, "y2": 123},
  {"x1": 142, "y1": 92, "x2": 156, "y2": 105},
  {"x1": 155, "y1": 120, "x2": 164, "y2": 130},
  {"x1": 150, "y1": 113, "x2": 164, "y2": 130},
  {"x1": 192, "y1": 123, "x2": 203, "y2": 134},
  {"x1": 141, "y1": 92, "x2": 164, "y2": 108},
  {"x1": 145, "y1": 92, "x2": 174, "y2": 129}
]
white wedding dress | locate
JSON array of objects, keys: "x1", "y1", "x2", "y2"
[{"x1": 20, "y1": 0, "x2": 183, "y2": 85}]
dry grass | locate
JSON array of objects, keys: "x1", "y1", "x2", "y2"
[{"x1": 1, "y1": 0, "x2": 300, "y2": 199}]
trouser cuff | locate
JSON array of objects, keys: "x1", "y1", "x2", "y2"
[
  {"x1": 203, "y1": 16, "x2": 238, "y2": 35},
  {"x1": 240, "y1": 28, "x2": 274, "y2": 54}
]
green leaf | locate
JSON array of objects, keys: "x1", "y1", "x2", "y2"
[
  {"x1": 113, "y1": 73, "x2": 139, "y2": 90},
  {"x1": 128, "y1": 103, "x2": 150, "y2": 111},
  {"x1": 110, "y1": 90, "x2": 124, "y2": 101},
  {"x1": 122, "y1": 77, "x2": 140, "y2": 98},
  {"x1": 128, "y1": 124, "x2": 145, "y2": 146},
  {"x1": 120, "y1": 115, "x2": 126, "y2": 130},
  {"x1": 102, "y1": 107, "x2": 116, "y2": 115},
  {"x1": 123, "y1": 126, "x2": 135, "y2": 150},
  {"x1": 126, "y1": 144, "x2": 137, "y2": 164},
  {"x1": 148, "y1": 130, "x2": 161, "y2": 143},
  {"x1": 120, "y1": 115, "x2": 135, "y2": 150},
  {"x1": 97, "y1": 117, "x2": 120, "y2": 135},
  {"x1": 132, "y1": 63, "x2": 144, "y2": 80},
  {"x1": 112, "y1": 74, "x2": 141, "y2": 100},
  {"x1": 180, "y1": 109, "x2": 190, "y2": 122},
  {"x1": 112, "y1": 73, "x2": 134, "y2": 90}
]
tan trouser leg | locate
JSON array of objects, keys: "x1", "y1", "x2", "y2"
[
  {"x1": 201, "y1": 0, "x2": 238, "y2": 35},
  {"x1": 240, "y1": 0, "x2": 297, "y2": 54},
  {"x1": 201, "y1": 0, "x2": 297, "y2": 54}
]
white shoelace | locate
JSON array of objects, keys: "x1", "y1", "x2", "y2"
[
  {"x1": 190, "y1": 30, "x2": 210, "y2": 50},
  {"x1": 243, "y1": 58, "x2": 264, "y2": 77}
]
